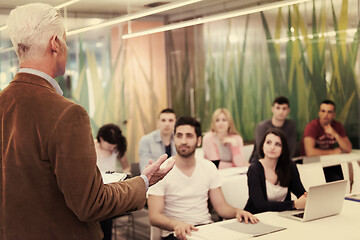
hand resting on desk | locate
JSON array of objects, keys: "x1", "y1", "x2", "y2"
[
  {"x1": 174, "y1": 221, "x2": 198, "y2": 240},
  {"x1": 235, "y1": 209, "x2": 259, "y2": 224},
  {"x1": 173, "y1": 211, "x2": 258, "y2": 240},
  {"x1": 294, "y1": 192, "x2": 307, "y2": 209}
]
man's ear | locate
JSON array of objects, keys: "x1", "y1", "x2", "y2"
[
  {"x1": 197, "y1": 136, "x2": 202, "y2": 147},
  {"x1": 50, "y1": 35, "x2": 59, "y2": 54}
]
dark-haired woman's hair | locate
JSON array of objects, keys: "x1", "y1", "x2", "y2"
[
  {"x1": 258, "y1": 128, "x2": 291, "y2": 187},
  {"x1": 96, "y1": 124, "x2": 127, "y2": 157}
]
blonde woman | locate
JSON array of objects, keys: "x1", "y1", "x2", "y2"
[{"x1": 203, "y1": 108, "x2": 249, "y2": 169}]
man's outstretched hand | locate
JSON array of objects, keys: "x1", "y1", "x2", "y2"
[{"x1": 141, "y1": 154, "x2": 175, "y2": 186}]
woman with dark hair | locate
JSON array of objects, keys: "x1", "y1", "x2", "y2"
[
  {"x1": 244, "y1": 128, "x2": 307, "y2": 214},
  {"x1": 95, "y1": 124, "x2": 130, "y2": 240},
  {"x1": 95, "y1": 123, "x2": 130, "y2": 174}
]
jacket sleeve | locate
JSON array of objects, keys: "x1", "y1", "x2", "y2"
[
  {"x1": 138, "y1": 136, "x2": 152, "y2": 172},
  {"x1": 48, "y1": 104, "x2": 146, "y2": 222},
  {"x1": 231, "y1": 135, "x2": 247, "y2": 167},
  {"x1": 247, "y1": 163, "x2": 293, "y2": 213},
  {"x1": 289, "y1": 162, "x2": 306, "y2": 198},
  {"x1": 202, "y1": 132, "x2": 220, "y2": 161}
]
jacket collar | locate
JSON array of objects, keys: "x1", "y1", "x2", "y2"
[
  {"x1": 11, "y1": 72, "x2": 63, "y2": 95},
  {"x1": 15, "y1": 68, "x2": 63, "y2": 95}
]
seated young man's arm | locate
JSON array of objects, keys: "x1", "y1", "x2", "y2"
[
  {"x1": 117, "y1": 155, "x2": 130, "y2": 174},
  {"x1": 138, "y1": 138, "x2": 152, "y2": 172},
  {"x1": 208, "y1": 187, "x2": 258, "y2": 224},
  {"x1": 323, "y1": 124, "x2": 352, "y2": 153},
  {"x1": 304, "y1": 137, "x2": 342, "y2": 156},
  {"x1": 334, "y1": 135, "x2": 352, "y2": 153},
  {"x1": 148, "y1": 195, "x2": 198, "y2": 240}
]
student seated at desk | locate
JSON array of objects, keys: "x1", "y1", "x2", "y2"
[
  {"x1": 95, "y1": 124, "x2": 130, "y2": 240},
  {"x1": 302, "y1": 99, "x2": 352, "y2": 182},
  {"x1": 203, "y1": 108, "x2": 249, "y2": 169},
  {"x1": 245, "y1": 128, "x2": 307, "y2": 214},
  {"x1": 148, "y1": 117, "x2": 258, "y2": 240},
  {"x1": 95, "y1": 124, "x2": 130, "y2": 174}
]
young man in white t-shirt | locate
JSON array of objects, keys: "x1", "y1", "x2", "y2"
[{"x1": 148, "y1": 117, "x2": 258, "y2": 240}]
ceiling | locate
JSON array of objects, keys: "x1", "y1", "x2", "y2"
[
  {"x1": 0, "y1": 0, "x2": 354, "y2": 45},
  {"x1": 0, "y1": 0, "x2": 285, "y2": 29},
  {"x1": 0, "y1": 0, "x2": 284, "y2": 17}
]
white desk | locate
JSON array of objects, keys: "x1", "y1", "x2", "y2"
[
  {"x1": 319, "y1": 152, "x2": 360, "y2": 167},
  {"x1": 189, "y1": 200, "x2": 360, "y2": 240},
  {"x1": 255, "y1": 200, "x2": 359, "y2": 239},
  {"x1": 297, "y1": 151, "x2": 360, "y2": 193}
]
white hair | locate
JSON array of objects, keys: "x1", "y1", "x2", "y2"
[{"x1": 6, "y1": 3, "x2": 65, "y2": 62}]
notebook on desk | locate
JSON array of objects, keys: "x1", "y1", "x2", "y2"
[
  {"x1": 190, "y1": 220, "x2": 285, "y2": 240},
  {"x1": 101, "y1": 171, "x2": 127, "y2": 184},
  {"x1": 279, "y1": 180, "x2": 347, "y2": 222}
]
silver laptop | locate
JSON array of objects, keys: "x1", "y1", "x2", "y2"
[{"x1": 279, "y1": 180, "x2": 347, "y2": 222}]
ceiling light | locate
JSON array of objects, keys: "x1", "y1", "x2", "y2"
[
  {"x1": 67, "y1": 0, "x2": 202, "y2": 36},
  {"x1": 122, "y1": 0, "x2": 312, "y2": 39},
  {"x1": 0, "y1": 0, "x2": 82, "y2": 32},
  {"x1": 55, "y1": 0, "x2": 81, "y2": 9}
]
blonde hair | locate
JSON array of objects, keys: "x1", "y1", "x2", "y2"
[
  {"x1": 210, "y1": 108, "x2": 239, "y2": 135},
  {"x1": 7, "y1": 3, "x2": 65, "y2": 62}
]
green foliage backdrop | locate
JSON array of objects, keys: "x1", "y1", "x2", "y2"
[{"x1": 168, "y1": 0, "x2": 360, "y2": 148}]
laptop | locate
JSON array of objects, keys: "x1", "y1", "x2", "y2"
[
  {"x1": 279, "y1": 180, "x2": 347, "y2": 222},
  {"x1": 292, "y1": 155, "x2": 321, "y2": 164}
]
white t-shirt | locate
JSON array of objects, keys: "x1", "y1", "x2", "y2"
[
  {"x1": 97, "y1": 151, "x2": 117, "y2": 172},
  {"x1": 265, "y1": 180, "x2": 288, "y2": 202},
  {"x1": 94, "y1": 140, "x2": 118, "y2": 172},
  {"x1": 148, "y1": 156, "x2": 222, "y2": 237}
]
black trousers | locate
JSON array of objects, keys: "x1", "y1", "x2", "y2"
[
  {"x1": 162, "y1": 233, "x2": 178, "y2": 240},
  {"x1": 100, "y1": 219, "x2": 113, "y2": 240}
]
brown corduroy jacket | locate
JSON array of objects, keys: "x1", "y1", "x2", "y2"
[{"x1": 0, "y1": 73, "x2": 146, "y2": 240}]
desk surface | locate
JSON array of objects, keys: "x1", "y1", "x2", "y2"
[
  {"x1": 189, "y1": 200, "x2": 360, "y2": 240},
  {"x1": 319, "y1": 152, "x2": 360, "y2": 167},
  {"x1": 218, "y1": 167, "x2": 248, "y2": 177},
  {"x1": 255, "y1": 200, "x2": 359, "y2": 239}
]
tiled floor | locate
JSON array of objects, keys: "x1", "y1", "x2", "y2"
[{"x1": 112, "y1": 208, "x2": 151, "y2": 240}]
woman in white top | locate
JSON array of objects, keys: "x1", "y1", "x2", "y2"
[
  {"x1": 95, "y1": 124, "x2": 130, "y2": 240},
  {"x1": 95, "y1": 123, "x2": 130, "y2": 174},
  {"x1": 245, "y1": 128, "x2": 307, "y2": 214}
]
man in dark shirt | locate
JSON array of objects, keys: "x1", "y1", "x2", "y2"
[
  {"x1": 250, "y1": 96, "x2": 296, "y2": 163},
  {"x1": 302, "y1": 99, "x2": 352, "y2": 182}
]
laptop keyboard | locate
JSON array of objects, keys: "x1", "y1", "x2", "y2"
[{"x1": 293, "y1": 212, "x2": 304, "y2": 219}]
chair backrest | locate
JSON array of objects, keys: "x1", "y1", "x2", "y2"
[
  {"x1": 243, "y1": 144, "x2": 254, "y2": 163},
  {"x1": 341, "y1": 161, "x2": 360, "y2": 194},
  {"x1": 340, "y1": 162, "x2": 351, "y2": 194},
  {"x1": 221, "y1": 174, "x2": 248, "y2": 209},
  {"x1": 296, "y1": 162, "x2": 326, "y2": 191},
  {"x1": 350, "y1": 161, "x2": 360, "y2": 193},
  {"x1": 131, "y1": 162, "x2": 141, "y2": 176},
  {"x1": 150, "y1": 225, "x2": 162, "y2": 240}
]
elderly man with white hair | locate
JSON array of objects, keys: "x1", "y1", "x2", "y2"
[{"x1": 0, "y1": 3, "x2": 174, "y2": 240}]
